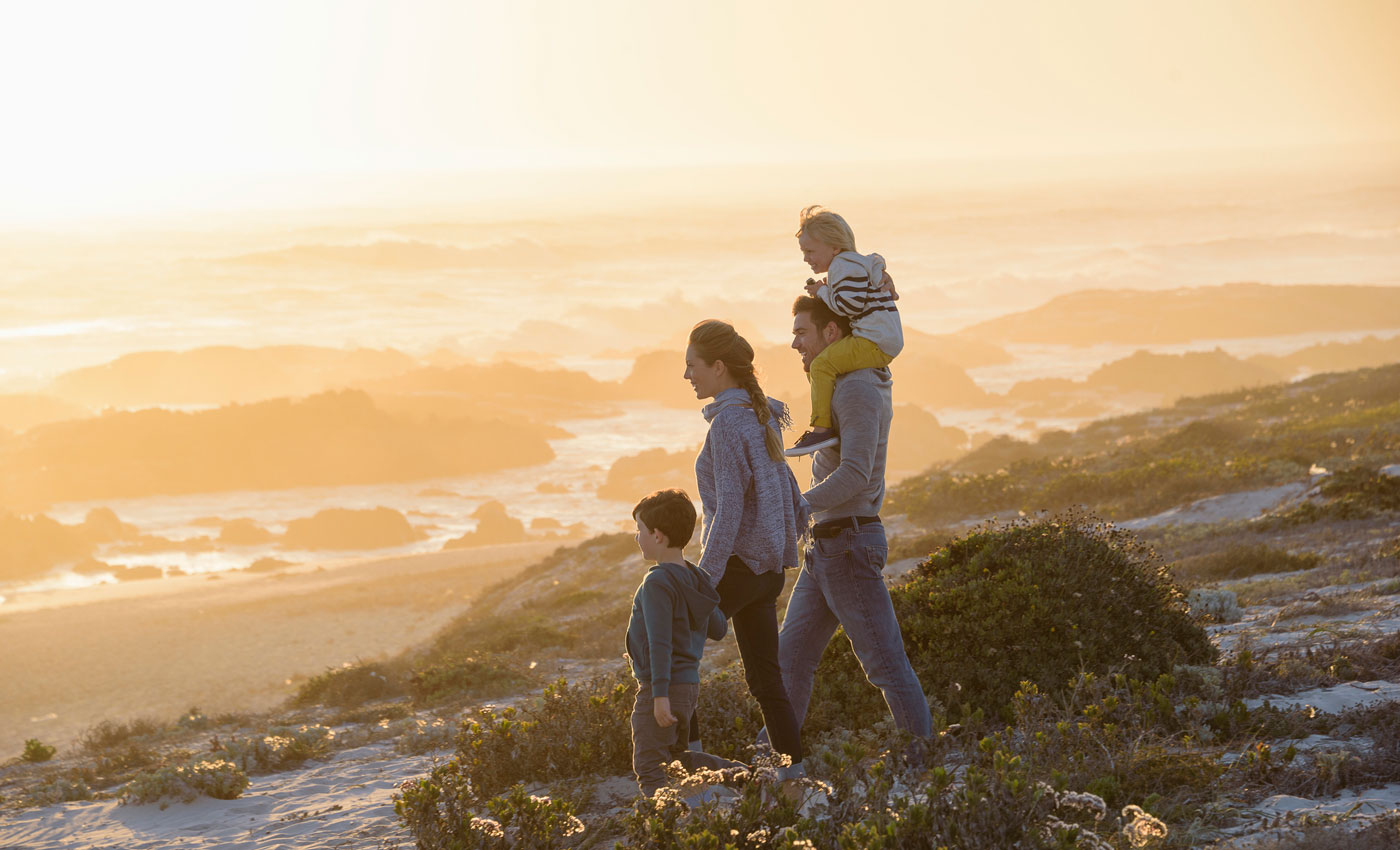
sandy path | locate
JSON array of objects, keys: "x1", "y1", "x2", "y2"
[{"x1": 0, "y1": 542, "x2": 561, "y2": 758}]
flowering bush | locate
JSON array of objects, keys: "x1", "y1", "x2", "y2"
[{"x1": 121, "y1": 759, "x2": 250, "y2": 805}]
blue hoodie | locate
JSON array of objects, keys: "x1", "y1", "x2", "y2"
[{"x1": 626, "y1": 560, "x2": 727, "y2": 697}]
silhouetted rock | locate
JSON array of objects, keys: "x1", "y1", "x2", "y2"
[
  {"x1": 443, "y1": 500, "x2": 528, "y2": 549},
  {"x1": 283, "y1": 507, "x2": 425, "y2": 550},
  {"x1": 0, "y1": 393, "x2": 86, "y2": 433},
  {"x1": 72, "y1": 557, "x2": 113, "y2": 576},
  {"x1": 0, "y1": 512, "x2": 92, "y2": 582},
  {"x1": 219, "y1": 519, "x2": 276, "y2": 546},
  {"x1": 888, "y1": 405, "x2": 969, "y2": 478},
  {"x1": 0, "y1": 390, "x2": 557, "y2": 504},
  {"x1": 51, "y1": 345, "x2": 417, "y2": 409},
  {"x1": 246, "y1": 557, "x2": 296, "y2": 573},
  {"x1": 1086, "y1": 349, "x2": 1283, "y2": 400},
  {"x1": 118, "y1": 565, "x2": 163, "y2": 581},
  {"x1": 961, "y1": 283, "x2": 1400, "y2": 346},
  {"x1": 597, "y1": 447, "x2": 697, "y2": 502},
  {"x1": 531, "y1": 517, "x2": 564, "y2": 530},
  {"x1": 80, "y1": 507, "x2": 139, "y2": 542},
  {"x1": 1249, "y1": 334, "x2": 1400, "y2": 379}
]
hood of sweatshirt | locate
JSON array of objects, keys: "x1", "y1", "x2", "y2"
[{"x1": 652, "y1": 561, "x2": 721, "y2": 631}]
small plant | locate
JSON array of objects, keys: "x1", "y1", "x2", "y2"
[
  {"x1": 1173, "y1": 544, "x2": 1322, "y2": 584},
  {"x1": 121, "y1": 759, "x2": 250, "y2": 805},
  {"x1": 1186, "y1": 588, "x2": 1243, "y2": 623},
  {"x1": 21, "y1": 739, "x2": 56, "y2": 763},
  {"x1": 293, "y1": 661, "x2": 403, "y2": 708},
  {"x1": 408, "y1": 653, "x2": 531, "y2": 705},
  {"x1": 29, "y1": 776, "x2": 92, "y2": 805},
  {"x1": 217, "y1": 724, "x2": 335, "y2": 773},
  {"x1": 80, "y1": 717, "x2": 162, "y2": 753}
]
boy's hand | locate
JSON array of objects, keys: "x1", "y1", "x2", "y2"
[
  {"x1": 879, "y1": 270, "x2": 899, "y2": 301},
  {"x1": 653, "y1": 696, "x2": 676, "y2": 727},
  {"x1": 804, "y1": 277, "x2": 825, "y2": 296}
]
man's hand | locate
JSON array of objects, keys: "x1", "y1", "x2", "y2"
[
  {"x1": 804, "y1": 277, "x2": 825, "y2": 296},
  {"x1": 653, "y1": 695, "x2": 676, "y2": 727},
  {"x1": 878, "y1": 270, "x2": 899, "y2": 301}
]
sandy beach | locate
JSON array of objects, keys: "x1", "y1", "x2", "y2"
[{"x1": 0, "y1": 541, "x2": 562, "y2": 759}]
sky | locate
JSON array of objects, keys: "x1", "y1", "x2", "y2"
[{"x1": 1, "y1": 0, "x2": 1398, "y2": 222}]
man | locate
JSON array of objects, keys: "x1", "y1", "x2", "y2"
[{"x1": 779, "y1": 295, "x2": 932, "y2": 738}]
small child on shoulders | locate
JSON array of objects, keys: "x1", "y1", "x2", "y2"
[
  {"x1": 786, "y1": 205, "x2": 903, "y2": 456},
  {"x1": 626, "y1": 488, "x2": 727, "y2": 797}
]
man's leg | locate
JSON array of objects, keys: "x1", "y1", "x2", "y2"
[
  {"x1": 820, "y1": 524, "x2": 932, "y2": 737},
  {"x1": 775, "y1": 552, "x2": 842, "y2": 728}
]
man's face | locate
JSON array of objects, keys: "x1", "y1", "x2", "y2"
[{"x1": 791, "y1": 311, "x2": 833, "y2": 373}]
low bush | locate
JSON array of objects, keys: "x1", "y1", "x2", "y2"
[
  {"x1": 217, "y1": 724, "x2": 334, "y2": 773},
  {"x1": 293, "y1": 661, "x2": 404, "y2": 708},
  {"x1": 80, "y1": 717, "x2": 163, "y2": 753},
  {"x1": 397, "y1": 783, "x2": 585, "y2": 850},
  {"x1": 810, "y1": 512, "x2": 1216, "y2": 724},
  {"x1": 29, "y1": 776, "x2": 92, "y2": 805},
  {"x1": 121, "y1": 759, "x2": 250, "y2": 805},
  {"x1": 21, "y1": 738, "x2": 56, "y2": 763},
  {"x1": 1173, "y1": 544, "x2": 1322, "y2": 584},
  {"x1": 408, "y1": 653, "x2": 532, "y2": 705},
  {"x1": 1186, "y1": 588, "x2": 1243, "y2": 624}
]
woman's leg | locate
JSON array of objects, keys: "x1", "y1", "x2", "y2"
[{"x1": 716, "y1": 557, "x2": 802, "y2": 763}]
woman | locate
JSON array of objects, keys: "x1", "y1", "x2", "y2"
[{"x1": 684, "y1": 319, "x2": 808, "y2": 777}]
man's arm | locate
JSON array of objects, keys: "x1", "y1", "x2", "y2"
[{"x1": 804, "y1": 380, "x2": 883, "y2": 512}]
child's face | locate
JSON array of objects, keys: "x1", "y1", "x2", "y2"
[
  {"x1": 798, "y1": 232, "x2": 840, "y2": 275},
  {"x1": 634, "y1": 517, "x2": 667, "y2": 561}
]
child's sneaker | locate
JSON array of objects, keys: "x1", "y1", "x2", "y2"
[{"x1": 784, "y1": 430, "x2": 839, "y2": 457}]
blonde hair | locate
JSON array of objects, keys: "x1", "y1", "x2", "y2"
[
  {"x1": 688, "y1": 320, "x2": 785, "y2": 463},
  {"x1": 795, "y1": 205, "x2": 856, "y2": 252}
]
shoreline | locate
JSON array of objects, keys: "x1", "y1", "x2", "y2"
[{"x1": 0, "y1": 540, "x2": 565, "y2": 758}]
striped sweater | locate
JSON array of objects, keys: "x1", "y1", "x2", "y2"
[{"x1": 816, "y1": 250, "x2": 903, "y2": 358}]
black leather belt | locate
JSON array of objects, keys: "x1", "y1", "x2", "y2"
[{"x1": 812, "y1": 515, "x2": 881, "y2": 538}]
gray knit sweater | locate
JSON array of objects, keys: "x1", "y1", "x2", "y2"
[{"x1": 695, "y1": 388, "x2": 810, "y2": 586}]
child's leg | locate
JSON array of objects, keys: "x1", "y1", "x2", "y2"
[
  {"x1": 631, "y1": 687, "x2": 678, "y2": 796},
  {"x1": 808, "y1": 336, "x2": 896, "y2": 428}
]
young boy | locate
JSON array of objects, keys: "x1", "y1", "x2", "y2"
[
  {"x1": 626, "y1": 488, "x2": 728, "y2": 796},
  {"x1": 786, "y1": 205, "x2": 903, "y2": 456}
]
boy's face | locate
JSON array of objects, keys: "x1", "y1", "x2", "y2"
[
  {"x1": 634, "y1": 517, "x2": 668, "y2": 561},
  {"x1": 798, "y1": 232, "x2": 840, "y2": 275}
]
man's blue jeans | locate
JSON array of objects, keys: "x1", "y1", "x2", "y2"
[{"x1": 778, "y1": 521, "x2": 932, "y2": 737}]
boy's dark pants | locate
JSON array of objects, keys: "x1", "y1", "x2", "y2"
[{"x1": 631, "y1": 682, "x2": 699, "y2": 795}]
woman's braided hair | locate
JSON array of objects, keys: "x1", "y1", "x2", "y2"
[{"x1": 689, "y1": 319, "x2": 785, "y2": 463}]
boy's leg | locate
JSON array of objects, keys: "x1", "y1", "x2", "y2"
[
  {"x1": 666, "y1": 682, "x2": 699, "y2": 764},
  {"x1": 807, "y1": 336, "x2": 894, "y2": 428},
  {"x1": 631, "y1": 687, "x2": 679, "y2": 796}
]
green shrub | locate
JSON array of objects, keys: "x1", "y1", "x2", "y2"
[
  {"x1": 1266, "y1": 467, "x2": 1400, "y2": 527},
  {"x1": 1173, "y1": 544, "x2": 1322, "y2": 584},
  {"x1": 409, "y1": 653, "x2": 531, "y2": 705},
  {"x1": 121, "y1": 759, "x2": 250, "y2": 805},
  {"x1": 446, "y1": 673, "x2": 634, "y2": 803},
  {"x1": 293, "y1": 661, "x2": 404, "y2": 708},
  {"x1": 397, "y1": 783, "x2": 586, "y2": 850},
  {"x1": 80, "y1": 717, "x2": 162, "y2": 753},
  {"x1": 21, "y1": 738, "x2": 56, "y2": 763},
  {"x1": 30, "y1": 776, "x2": 92, "y2": 805},
  {"x1": 812, "y1": 512, "x2": 1216, "y2": 723},
  {"x1": 217, "y1": 724, "x2": 335, "y2": 773}
]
